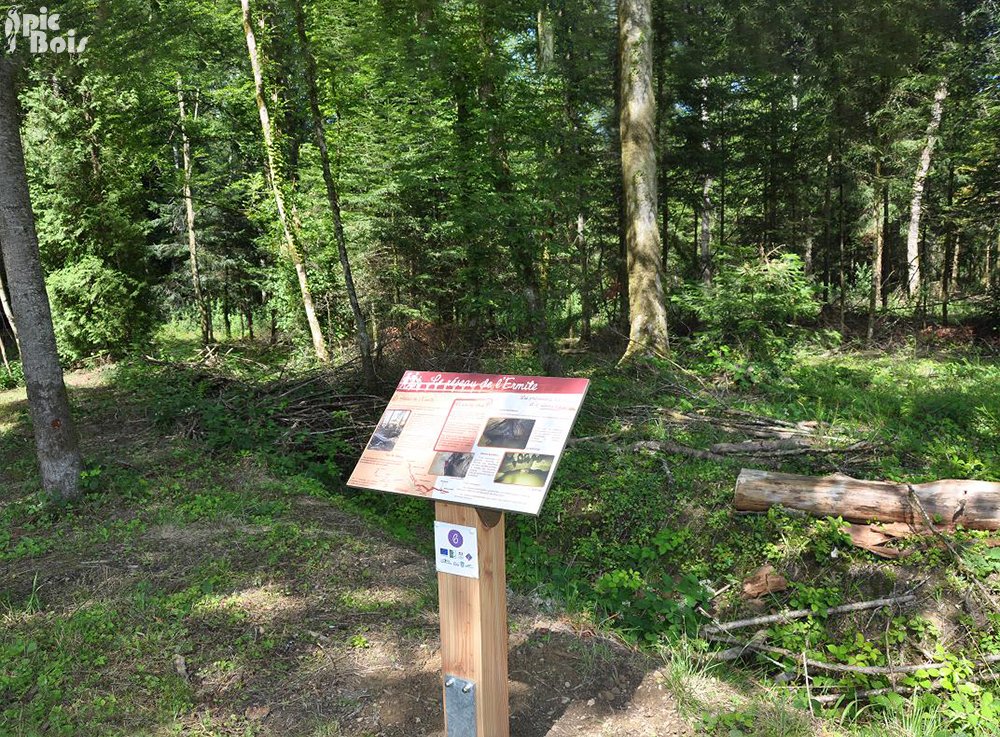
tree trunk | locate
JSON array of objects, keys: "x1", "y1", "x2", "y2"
[
  {"x1": 0, "y1": 58, "x2": 82, "y2": 501},
  {"x1": 700, "y1": 176, "x2": 713, "y2": 284},
  {"x1": 0, "y1": 266, "x2": 11, "y2": 371},
  {"x1": 986, "y1": 232, "x2": 995, "y2": 291},
  {"x1": 719, "y1": 107, "x2": 727, "y2": 251},
  {"x1": 698, "y1": 78, "x2": 713, "y2": 284},
  {"x1": 479, "y1": 3, "x2": 561, "y2": 376},
  {"x1": 0, "y1": 325, "x2": 10, "y2": 376},
  {"x1": 240, "y1": 0, "x2": 328, "y2": 363},
  {"x1": 653, "y1": 0, "x2": 668, "y2": 275},
  {"x1": 537, "y1": 4, "x2": 554, "y2": 74},
  {"x1": 0, "y1": 261, "x2": 19, "y2": 351},
  {"x1": 942, "y1": 163, "x2": 956, "y2": 323},
  {"x1": 868, "y1": 165, "x2": 885, "y2": 343},
  {"x1": 821, "y1": 151, "x2": 832, "y2": 303},
  {"x1": 919, "y1": 183, "x2": 931, "y2": 323},
  {"x1": 293, "y1": 0, "x2": 375, "y2": 385},
  {"x1": 791, "y1": 73, "x2": 803, "y2": 260},
  {"x1": 735, "y1": 469, "x2": 1000, "y2": 531},
  {"x1": 578, "y1": 213, "x2": 592, "y2": 343},
  {"x1": 838, "y1": 175, "x2": 846, "y2": 334},
  {"x1": 618, "y1": 0, "x2": 669, "y2": 361},
  {"x1": 882, "y1": 185, "x2": 891, "y2": 307},
  {"x1": 222, "y1": 280, "x2": 232, "y2": 340},
  {"x1": 906, "y1": 81, "x2": 948, "y2": 298},
  {"x1": 177, "y1": 79, "x2": 212, "y2": 346}
]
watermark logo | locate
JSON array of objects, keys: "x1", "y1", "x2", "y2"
[{"x1": 4, "y1": 6, "x2": 88, "y2": 55}]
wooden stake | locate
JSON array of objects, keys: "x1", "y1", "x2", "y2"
[{"x1": 436, "y1": 501, "x2": 510, "y2": 737}]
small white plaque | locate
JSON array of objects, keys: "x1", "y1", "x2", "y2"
[{"x1": 434, "y1": 521, "x2": 479, "y2": 579}]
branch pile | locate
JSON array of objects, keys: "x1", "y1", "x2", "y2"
[
  {"x1": 703, "y1": 593, "x2": 1000, "y2": 703},
  {"x1": 628, "y1": 408, "x2": 875, "y2": 464},
  {"x1": 143, "y1": 353, "x2": 386, "y2": 453}
]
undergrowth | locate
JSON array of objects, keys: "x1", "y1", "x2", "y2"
[{"x1": 3, "y1": 331, "x2": 1000, "y2": 734}]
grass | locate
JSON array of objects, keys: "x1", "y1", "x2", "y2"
[
  {"x1": 0, "y1": 369, "x2": 441, "y2": 734},
  {"x1": 2, "y1": 330, "x2": 1000, "y2": 734}
]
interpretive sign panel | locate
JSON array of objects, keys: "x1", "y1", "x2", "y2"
[{"x1": 348, "y1": 371, "x2": 590, "y2": 515}]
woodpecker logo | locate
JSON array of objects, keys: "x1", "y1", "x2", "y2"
[{"x1": 4, "y1": 6, "x2": 88, "y2": 55}]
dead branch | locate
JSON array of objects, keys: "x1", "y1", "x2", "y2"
[
  {"x1": 567, "y1": 431, "x2": 626, "y2": 447},
  {"x1": 810, "y1": 668, "x2": 1000, "y2": 705},
  {"x1": 632, "y1": 440, "x2": 733, "y2": 463},
  {"x1": 701, "y1": 593, "x2": 917, "y2": 635},
  {"x1": 708, "y1": 633, "x2": 1000, "y2": 677},
  {"x1": 710, "y1": 438, "x2": 809, "y2": 454}
]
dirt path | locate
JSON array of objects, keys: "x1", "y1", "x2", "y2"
[{"x1": 150, "y1": 495, "x2": 696, "y2": 737}]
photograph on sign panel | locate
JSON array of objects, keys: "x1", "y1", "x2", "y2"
[
  {"x1": 428, "y1": 451, "x2": 475, "y2": 479},
  {"x1": 493, "y1": 453, "x2": 554, "y2": 488},
  {"x1": 367, "y1": 409, "x2": 411, "y2": 451},
  {"x1": 477, "y1": 417, "x2": 536, "y2": 450}
]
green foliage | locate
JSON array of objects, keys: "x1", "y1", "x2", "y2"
[
  {"x1": 698, "y1": 698, "x2": 814, "y2": 737},
  {"x1": 46, "y1": 256, "x2": 156, "y2": 361},
  {"x1": 673, "y1": 255, "x2": 821, "y2": 368},
  {"x1": 594, "y1": 568, "x2": 710, "y2": 644},
  {"x1": 0, "y1": 604, "x2": 156, "y2": 735},
  {"x1": 115, "y1": 357, "x2": 353, "y2": 481},
  {"x1": 700, "y1": 709, "x2": 757, "y2": 735},
  {"x1": 0, "y1": 360, "x2": 23, "y2": 391},
  {"x1": 980, "y1": 284, "x2": 1000, "y2": 335},
  {"x1": 8, "y1": 321, "x2": 1000, "y2": 733},
  {"x1": 788, "y1": 582, "x2": 844, "y2": 616},
  {"x1": 964, "y1": 545, "x2": 1000, "y2": 578},
  {"x1": 863, "y1": 647, "x2": 1000, "y2": 734}
]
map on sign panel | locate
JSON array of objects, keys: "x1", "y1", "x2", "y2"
[{"x1": 348, "y1": 372, "x2": 590, "y2": 515}]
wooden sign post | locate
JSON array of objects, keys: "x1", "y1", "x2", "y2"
[
  {"x1": 436, "y1": 502, "x2": 509, "y2": 737},
  {"x1": 348, "y1": 371, "x2": 589, "y2": 737}
]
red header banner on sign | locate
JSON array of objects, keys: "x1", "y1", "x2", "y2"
[{"x1": 395, "y1": 371, "x2": 590, "y2": 395}]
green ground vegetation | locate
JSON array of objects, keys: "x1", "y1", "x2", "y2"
[{"x1": 3, "y1": 327, "x2": 1000, "y2": 735}]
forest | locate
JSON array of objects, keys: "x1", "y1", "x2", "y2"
[{"x1": 2, "y1": 0, "x2": 1000, "y2": 735}]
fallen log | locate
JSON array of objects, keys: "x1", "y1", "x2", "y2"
[
  {"x1": 735, "y1": 469, "x2": 1000, "y2": 531},
  {"x1": 908, "y1": 485, "x2": 1000, "y2": 612}
]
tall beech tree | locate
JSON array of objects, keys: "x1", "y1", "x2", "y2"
[
  {"x1": 292, "y1": 0, "x2": 374, "y2": 385},
  {"x1": 241, "y1": 0, "x2": 329, "y2": 363},
  {"x1": 0, "y1": 58, "x2": 82, "y2": 501},
  {"x1": 176, "y1": 78, "x2": 212, "y2": 346},
  {"x1": 906, "y1": 80, "x2": 948, "y2": 297},
  {"x1": 618, "y1": 0, "x2": 669, "y2": 360}
]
